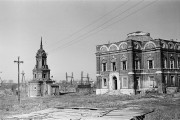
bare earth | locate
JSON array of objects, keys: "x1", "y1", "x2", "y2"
[{"x1": 0, "y1": 92, "x2": 180, "y2": 120}]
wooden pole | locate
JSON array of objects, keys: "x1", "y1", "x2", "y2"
[{"x1": 14, "y1": 57, "x2": 23, "y2": 103}]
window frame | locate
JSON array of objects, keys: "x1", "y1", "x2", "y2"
[
  {"x1": 170, "y1": 59, "x2": 175, "y2": 69},
  {"x1": 170, "y1": 75, "x2": 175, "y2": 86},
  {"x1": 149, "y1": 76, "x2": 157, "y2": 88},
  {"x1": 135, "y1": 60, "x2": 140, "y2": 70},
  {"x1": 177, "y1": 57, "x2": 180, "y2": 68},
  {"x1": 121, "y1": 61, "x2": 127, "y2": 70},
  {"x1": 164, "y1": 75, "x2": 168, "y2": 85},
  {"x1": 111, "y1": 62, "x2": 116, "y2": 71},
  {"x1": 148, "y1": 60, "x2": 154, "y2": 69},
  {"x1": 163, "y1": 58, "x2": 167, "y2": 68},
  {"x1": 102, "y1": 62, "x2": 107, "y2": 72},
  {"x1": 122, "y1": 76, "x2": 128, "y2": 88},
  {"x1": 102, "y1": 78, "x2": 108, "y2": 88}
]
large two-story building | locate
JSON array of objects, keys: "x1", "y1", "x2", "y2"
[{"x1": 96, "y1": 31, "x2": 180, "y2": 95}]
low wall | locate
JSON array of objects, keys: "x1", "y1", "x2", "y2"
[
  {"x1": 96, "y1": 89, "x2": 135, "y2": 95},
  {"x1": 167, "y1": 87, "x2": 178, "y2": 94},
  {"x1": 76, "y1": 85, "x2": 93, "y2": 94},
  {"x1": 120, "y1": 89, "x2": 134, "y2": 95},
  {"x1": 96, "y1": 89, "x2": 109, "y2": 95}
]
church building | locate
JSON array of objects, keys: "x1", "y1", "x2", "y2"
[
  {"x1": 96, "y1": 31, "x2": 180, "y2": 95},
  {"x1": 28, "y1": 38, "x2": 54, "y2": 97}
]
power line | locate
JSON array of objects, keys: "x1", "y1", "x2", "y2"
[
  {"x1": 49, "y1": 0, "x2": 158, "y2": 54},
  {"x1": 46, "y1": 0, "x2": 130, "y2": 50},
  {"x1": 18, "y1": 0, "x2": 130, "y2": 63},
  {"x1": 49, "y1": 0, "x2": 145, "y2": 54}
]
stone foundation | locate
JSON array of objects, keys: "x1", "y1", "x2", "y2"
[
  {"x1": 96, "y1": 89, "x2": 134, "y2": 95},
  {"x1": 96, "y1": 89, "x2": 109, "y2": 95},
  {"x1": 166, "y1": 87, "x2": 178, "y2": 94},
  {"x1": 120, "y1": 89, "x2": 134, "y2": 95}
]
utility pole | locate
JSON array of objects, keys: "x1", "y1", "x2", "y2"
[
  {"x1": 21, "y1": 71, "x2": 25, "y2": 92},
  {"x1": 14, "y1": 57, "x2": 23, "y2": 103}
]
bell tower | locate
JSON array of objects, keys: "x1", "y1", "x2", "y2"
[
  {"x1": 33, "y1": 37, "x2": 50, "y2": 81},
  {"x1": 29, "y1": 37, "x2": 54, "y2": 97}
]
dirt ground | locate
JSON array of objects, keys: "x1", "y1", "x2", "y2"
[{"x1": 0, "y1": 92, "x2": 180, "y2": 120}]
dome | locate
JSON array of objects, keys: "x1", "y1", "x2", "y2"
[
  {"x1": 36, "y1": 38, "x2": 47, "y2": 57},
  {"x1": 37, "y1": 49, "x2": 46, "y2": 56}
]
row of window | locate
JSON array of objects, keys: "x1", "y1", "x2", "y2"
[
  {"x1": 149, "y1": 75, "x2": 179, "y2": 87},
  {"x1": 101, "y1": 75, "x2": 179, "y2": 90},
  {"x1": 102, "y1": 76, "x2": 128, "y2": 89},
  {"x1": 163, "y1": 75, "x2": 179, "y2": 86},
  {"x1": 102, "y1": 61, "x2": 127, "y2": 71},
  {"x1": 34, "y1": 73, "x2": 47, "y2": 79},
  {"x1": 101, "y1": 58, "x2": 180, "y2": 72},
  {"x1": 163, "y1": 58, "x2": 180, "y2": 69},
  {"x1": 101, "y1": 60, "x2": 154, "y2": 71}
]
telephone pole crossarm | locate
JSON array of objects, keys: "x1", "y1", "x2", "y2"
[{"x1": 14, "y1": 56, "x2": 23, "y2": 103}]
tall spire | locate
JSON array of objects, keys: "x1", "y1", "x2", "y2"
[{"x1": 40, "y1": 37, "x2": 43, "y2": 49}]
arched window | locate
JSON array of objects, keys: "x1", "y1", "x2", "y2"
[
  {"x1": 144, "y1": 41, "x2": 156, "y2": 50},
  {"x1": 43, "y1": 74, "x2": 46, "y2": 78},
  {"x1": 119, "y1": 42, "x2": 127, "y2": 50},
  {"x1": 100, "y1": 46, "x2": 108, "y2": 52},
  {"x1": 109, "y1": 44, "x2": 118, "y2": 51},
  {"x1": 177, "y1": 45, "x2": 180, "y2": 50},
  {"x1": 134, "y1": 42, "x2": 141, "y2": 50},
  {"x1": 168, "y1": 42, "x2": 174, "y2": 49},
  {"x1": 161, "y1": 41, "x2": 168, "y2": 49},
  {"x1": 42, "y1": 59, "x2": 44, "y2": 66}
]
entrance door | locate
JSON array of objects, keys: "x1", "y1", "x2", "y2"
[
  {"x1": 113, "y1": 76, "x2": 117, "y2": 90},
  {"x1": 136, "y1": 77, "x2": 140, "y2": 90},
  {"x1": 134, "y1": 77, "x2": 140, "y2": 94}
]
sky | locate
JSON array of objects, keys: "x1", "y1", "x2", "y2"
[{"x1": 0, "y1": 0, "x2": 179, "y2": 83}]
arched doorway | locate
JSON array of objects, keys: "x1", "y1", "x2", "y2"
[{"x1": 113, "y1": 76, "x2": 117, "y2": 90}]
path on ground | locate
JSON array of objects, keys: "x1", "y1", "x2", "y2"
[{"x1": 6, "y1": 106, "x2": 152, "y2": 120}]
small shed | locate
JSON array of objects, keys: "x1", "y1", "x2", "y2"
[
  {"x1": 76, "y1": 84, "x2": 93, "y2": 94},
  {"x1": 51, "y1": 84, "x2": 59, "y2": 95}
]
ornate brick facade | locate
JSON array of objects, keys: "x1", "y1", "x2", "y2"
[{"x1": 96, "y1": 31, "x2": 180, "y2": 95}]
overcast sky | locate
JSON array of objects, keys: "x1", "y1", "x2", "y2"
[{"x1": 0, "y1": 0, "x2": 179, "y2": 83}]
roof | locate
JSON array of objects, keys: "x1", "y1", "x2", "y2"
[
  {"x1": 51, "y1": 84, "x2": 59, "y2": 87},
  {"x1": 126, "y1": 31, "x2": 153, "y2": 41}
]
